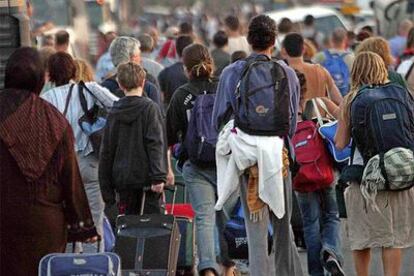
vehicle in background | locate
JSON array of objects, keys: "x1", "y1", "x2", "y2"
[
  {"x1": 266, "y1": 6, "x2": 350, "y2": 36},
  {"x1": 373, "y1": 0, "x2": 414, "y2": 38}
]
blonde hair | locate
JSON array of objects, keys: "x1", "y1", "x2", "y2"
[
  {"x1": 74, "y1": 59, "x2": 94, "y2": 82},
  {"x1": 355, "y1": 37, "x2": 394, "y2": 67},
  {"x1": 117, "y1": 62, "x2": 146, "y2": 91},
  {"x1": 341, "y1": 51, "x2": 389, "y2": 122},
  {"x1": 303, "y1": 39, "x2": 317, "y2": 61}
]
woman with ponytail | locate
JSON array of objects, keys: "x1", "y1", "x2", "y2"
[{"x1": 166, "y1": 44, "x2": 234, "y2": 276}]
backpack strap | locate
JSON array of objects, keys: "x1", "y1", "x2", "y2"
[
  {"x1": 63, "y1": 84, "x2": 75, "y2": 117},
  {"x1": 405, "y1": 60, "x2": 414, "y2": 80},
  {"x1": 78, "y1": 82, "x2": 89, "y2": 114}
]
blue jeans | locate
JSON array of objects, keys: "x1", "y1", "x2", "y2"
[
  {"x1": 297, "y1": 187, "x2": 343, "y2": 276},
  {"x1": 181, "y1": 161, "x2": 221, "y2": 273}
]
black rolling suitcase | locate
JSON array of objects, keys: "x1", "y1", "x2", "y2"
[{"x1": 115, "y1": 188, "x2": 181, "y2": 276}]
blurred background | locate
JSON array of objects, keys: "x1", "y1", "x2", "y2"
[{"x1": 1, "y1": 0, "x2": 414, "y2": 87}]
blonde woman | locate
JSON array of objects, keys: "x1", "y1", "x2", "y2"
[
  {"x1": 74, "y1": 59, "x2": 95, "y2": 82},
  {"x1": 356, "y1": 37, "x2": 407, "y2": 88},
  {"x1": 335, "y1": 52, "x2": 414, "y2": 276}
]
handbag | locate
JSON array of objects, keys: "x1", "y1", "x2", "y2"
[
  {"x1": 78, "y1": 81, "x2": 107, "y2": 157},
  {"x1": 311, "y1": 98, "x2": 352, "y2": 164}
]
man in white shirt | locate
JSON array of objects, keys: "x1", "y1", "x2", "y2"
[{"x1": 224, "y1": 15, "x2": 250, "y2": 55}]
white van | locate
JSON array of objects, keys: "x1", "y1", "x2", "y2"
[{"x1": 267, "y1": 6, "x2": 350, "y2": 35}]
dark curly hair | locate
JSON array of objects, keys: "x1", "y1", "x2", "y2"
[
  {"x1": 48, "y1": 52, "x2": 77, "y2": 86},
  {"x1": 247, "y1": 15, "x2": 277, "y2": 51}
]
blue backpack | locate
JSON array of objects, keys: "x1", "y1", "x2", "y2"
[
  {"x1": 322, "y1": 50, "x2": 350, "y2": 96},
  {"x1": 183, "y1": 81, "x2": 218, "y2": 167},
  {"x1": 351, "y1": 83, "x2": 414, "y2": 168},
  {"x1": 235, "y1": 55, "x2": 290, "y2": 136}
]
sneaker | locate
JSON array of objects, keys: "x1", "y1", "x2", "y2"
[{"x1": 325, "y1": 255, "x2": 345, "y2": 276}]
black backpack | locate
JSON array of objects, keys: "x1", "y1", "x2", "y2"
[{"x1": 234, "y1": 55, "x2": 290, "y2": 136}]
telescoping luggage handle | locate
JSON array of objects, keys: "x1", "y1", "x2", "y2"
[
  {"x1": 71, "y1": 236, "x2": 102, "y2": 253},
  {"x1": 140, "y1": 185, "x2": 177, "y2": 216}
]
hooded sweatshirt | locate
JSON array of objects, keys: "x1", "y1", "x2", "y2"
[{"x1": 99, "y1": 96, "x2": 167, "y2": 204}]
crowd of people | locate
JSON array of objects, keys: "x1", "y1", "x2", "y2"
[{"x1": 1, "y1": 10, "x2": 414, "y2": 276}]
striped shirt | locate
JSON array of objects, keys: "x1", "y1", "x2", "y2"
[{"x1": 41, "y1": 82, "x2": 119, "y2": 156}]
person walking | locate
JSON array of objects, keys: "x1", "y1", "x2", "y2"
[
  {"x1": 283, "y1": 33, "x2": 345, "y2": 276},
  {"x1": 335, "y1": 51, "x2": 414, "y2": 276},
  {"x1": 166, "y1": 44, "x2": 234, "y2": 276},
  {"x1": 101, "y1": 36, "x2": 161, "y2": 104},
  {"x1": 99, "y1": 62, "x2": 167, "y2": 215},
  {"x1": 224, "y1": 15, "x2": 250, "y2": 55},
  {"x1": 41, "y1": 52, "x2": 118, "y2": 252},
  {"x1": 389, "y1": 19, "x2": 413, "y2": 58},
  {"x1": 210, "y1": 30, "x2": 231, "y2": 77},
  {"x1": 356, "y1": 37, "x2": 407, "y2": 88},
  {"x1": 213, "y1": 14, "x2": 304, "y2": 276},
  {"x1": 0, "y1": 47, "x2": 98, "y2": 276}
]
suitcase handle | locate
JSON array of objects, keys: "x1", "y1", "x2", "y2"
[
  {"x1": 72, "y1": 236, "x2": 102, "y2": 253},
  {"x1": 140, "y1": 186, "x2": 177, "y2": 215}
]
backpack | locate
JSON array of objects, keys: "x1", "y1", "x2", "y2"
[
  {"x1": 78, "y1": 81, "x2": 108, "y2": 157},
  {"x1": 322, "y1": 50, "x2": 350, "y2": 96},
  {"x1": 183, "y1": 81, "x2": 217, "y2": 167},
  {"x1": 292, "y1": 119, "x2": 335, "y2": 193},
  {"x1": 234, "y1": 55, "x2": 290, "y2": 136},
  {"x1": 350, "y1": 83, "x2": 414, "y2": 190}
]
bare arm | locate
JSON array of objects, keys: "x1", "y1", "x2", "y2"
[{"x1": 334, "y1": 102, "x2": 352, "y2": 150}]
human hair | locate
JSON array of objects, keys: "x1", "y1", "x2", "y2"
[
  {"x1": 55, "y1": 30, "x2": 69, "y2": 46},
  {"x1": 109, "y1": 36, "x2": 141, "y2": 67},
  {"x1": 350, "y1": 51, "x2": 388, "y2": 91},
  {"x1": 304, "y1": 15, "x2": 315, "y2": 26},
  {"x1": 39, "y1": 46, "x2": 56, "y2": 72},
  {"x1": 231, "y1": 50, "x2": 247, "y2": 63},
  {"x1": 4, "y1": 47, "x2": 45, "y2": 95},
  {"x1": 407, "y1": 27, "x2": 414, "y2": 49},
  {"x1": 224, "y1": 15, "x2": 240, "y2": 32},
  {"x1": 356, "y1": 37, "x2": 393, "y2": 67},
  {"x1": 48, "y1": 52, "x2": 77, "y2": 87},
  {"x1": 74, "y1": 59, "x2": 95, "y2": 82},
  {"x1": 303, "y1": 39, "x2": 317, "y2": 61},
  {"x1": 356, "y1": 30, "x2": 371, "y2": 42},
  {"x1": 176, "y1": 35, "x2": 194, "y2": 58},
  {"x1": 278, "y1": 18, "x2": 293, "y2": 34},
  {"x1": 117, "y1": 62, "x2": 146, "y2": 91},
  {"x1": 283, "y1": 33, "x2": 304, "y2": 58},
  {"x1": 341, "y1": 51, "x2": 389, "y2": 121},
  {"x1": 361, "y1": 25, "x2": 374, "y2": 34},
  {"x1": 247, "y1": 14, "x2": 277, "y2": 51},
  {"x1": 179, "y1": 22, "x2": 193, "y2": 35},
  {"x1": 182, "y1": 44, "x2": 213, "y2": 80},
  {"x1": 138, "y1": 34, "x2": 154, "y2": 53},
  {"x1": 331, "y1": 28, "x2": 347, "y2": 45},
  {"x1": 213, "y1": 31, "x2": 228, "y2": 49}
]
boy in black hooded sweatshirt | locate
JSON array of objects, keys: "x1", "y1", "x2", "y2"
[{"x1": 99, "y1": 62, "x2": 167, "y2": 214}]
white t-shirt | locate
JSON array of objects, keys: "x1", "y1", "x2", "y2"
[{"x1": 227, "y1": 36, "x2": 251, "y2": 55}]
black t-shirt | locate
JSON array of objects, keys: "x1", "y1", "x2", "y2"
[
  {"x1": 158, "y1": 62, "x2": 188, "y2": 105},
  {"x1": 166, "y1": 78, "x2": 218, "y2": 147}
]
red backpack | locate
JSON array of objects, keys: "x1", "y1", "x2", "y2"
[{"x1": 292, "y1": 120, "x2": 334, "y2": 192}]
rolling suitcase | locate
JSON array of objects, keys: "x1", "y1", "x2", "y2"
[
  {"x1": 39, "y1": 242, "x2": 121, "y2": 276},
  {"x1": 115, "y1": 188, "x2": 181, "y2": 276},
  {"x1": 165, "y1": 183, "x2": 196, "y2": 275}
]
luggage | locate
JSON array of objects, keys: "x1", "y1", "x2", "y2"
[
  {"x1": 234, "y1": 54, "x2": 290, "y2": 136},
  {"x1": 321, "y1": 50, "x2": 350, "y2": 96},
  {"x1": 292, "y1": 119, "x2": 335, "y2": 192},
  {"x1": 39, "y1": 242, "x2": 121, "y2": 276},
  {"x1": 183, "y1": 81, "x2": 218, "y2": 167},
  {"x1": 115, "y1": 188, "x2": 181, "y2": 276},
  {"x1": 223, "y1": 201, "x2": 273, "y2": 260},
  {"x1": 165, "y1": 183, "x2": 195, "y2": 275},
  {"x1": 350, "y1": 83, "x2": 414, "y2": 191}
]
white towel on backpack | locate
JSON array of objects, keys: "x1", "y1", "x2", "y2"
[{"x1": 215, "y1": 120, "x2": 286, "y2": 219}]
